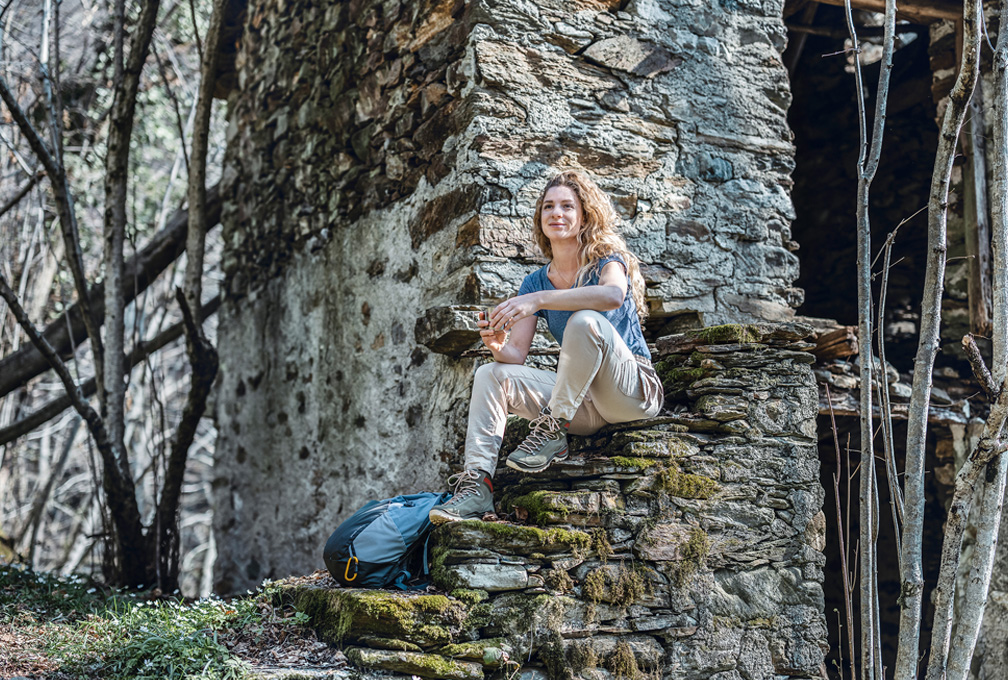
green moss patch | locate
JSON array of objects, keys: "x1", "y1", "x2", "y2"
[
  {"x1": 611, "y1": 456, "x2": 661, "y2": 470},
  {"x1": 437, "y1": 638, "x2": 512, "y2": 667},
  {"x1": 544, "y1": 567, "x2": 575, "y2": 593},
  {"x1": 439, "y1": 520, "x2": 594, "y2": 556},
  {"x1": 695, "y1": 324, "x2": 762, "y2": 345},
  {"x1": 449, "y1": 588, "x2": 488, "y2": 605},
  {"x1": 508, "y1": 490, "x2": 572, "y2": 524},
  {"x1": 671, "y1": 527, "x2": 711, "y2": 587},
  {"x1": 592, "y1": 528, "x2": 613, "y2": 563},
  {"x1": 656, "y1": 465, "x2": 718, "y2": 500},
  {"x1": 288, "y1": 587, "x2": 465, "y2": 647},
  {"x1": 346, "y1": 647, "x2": 483, "y2": 679},
  {"x1": 356, "y1": 636, "x2": 423, "y2": 652},
  {"x1": 581, "y1": 563, "x2": 649, "y2": 606}
]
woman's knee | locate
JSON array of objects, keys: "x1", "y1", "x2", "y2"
[
  {"x1": 565, "y1": 310, "x2": 606, "y2": 340},
  {"x1": 474, "y1": 361, "x2": 519, "y2": 386}
]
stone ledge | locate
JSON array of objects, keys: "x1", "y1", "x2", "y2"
[{"x1": 285, "y1": 323, "x2": 825, "y2": 679}]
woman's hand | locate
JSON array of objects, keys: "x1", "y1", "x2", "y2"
[
  {"x1": 478, "y1": 314, "x2": 509, "y2": 353},
  {"x1": 478, "y1": 298, "x2": 538, "y2": 364},
  {"x1": 488, "y1": 293, "x2": 540, "y2": 333}
]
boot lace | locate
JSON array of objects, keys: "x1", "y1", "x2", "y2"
[
  {"x1": 447, "y1": 470, "x2": 484, "y2": 503},
  {"x1": 516, "y1": 409, "x2": 563, "y2": 454}
]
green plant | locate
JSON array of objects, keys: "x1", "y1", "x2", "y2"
[{"x1": 57, "y1": 595, "x2": 257, "y2": 679}]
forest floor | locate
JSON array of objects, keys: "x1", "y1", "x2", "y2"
[{"x1": 0, "y1": 563, "x2": 346, "y2": 679}]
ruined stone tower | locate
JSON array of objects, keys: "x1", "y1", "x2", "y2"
[{"x1": 214, "y1": 0, "x2": 801, "y2": 595}]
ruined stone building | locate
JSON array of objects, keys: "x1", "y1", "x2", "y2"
[{"x1": 210, "y1": 0, "x2": 1006, "y2": 676}]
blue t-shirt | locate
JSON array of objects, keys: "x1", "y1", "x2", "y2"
[{"x1": 517, "y1": 254, "x2": 651, "y2": 361}]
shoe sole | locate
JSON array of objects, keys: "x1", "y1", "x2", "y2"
[
  {"x1": 429, "y1": 509, "x2": 489, "y2": 525},
  {"x1": 505, "y1": 449, "x2": 569, "y2": 473}
]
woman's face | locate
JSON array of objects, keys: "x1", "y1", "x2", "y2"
[{"x1": 540, "y1": 186, "x2": 583, "y2": 244}]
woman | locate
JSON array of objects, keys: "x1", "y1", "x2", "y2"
[{"x1": 429, "y1": 170, "x2": 664, "y2": 524}]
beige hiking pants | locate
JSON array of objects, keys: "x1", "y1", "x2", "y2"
[{"x1": 464, "y1": 310, "x2": 664, "y2": 476}]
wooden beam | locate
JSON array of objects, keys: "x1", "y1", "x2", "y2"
[
  {"x1": 815, "y1": 0, "x2": 961, "y2": 23},
  {"x1": 819, "y1": 386, "x2": 973, "y2": 425}
]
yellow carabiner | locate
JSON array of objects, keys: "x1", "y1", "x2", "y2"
[{"x1": 344, "y1": 556, "x2": 358, "y2": 582}]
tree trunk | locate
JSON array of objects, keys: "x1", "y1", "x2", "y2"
[
  {"x1": 101, "y1": 0, "x2": 161, "y2": 587},
  {"x1": 973, "y1": 1, "x2": 1008, "y2": 675}
]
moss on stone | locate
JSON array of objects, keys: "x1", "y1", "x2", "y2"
[
  {"x1": 582, "y1": 563, "x2": 648, "y2": 606},
  {"x1": 461, "y1": 601, "x2": 493, "y2": 631},
  {"x1": 431, "y1": 546, "x2": 461, "y2": 591},
  {"x1": 540, "y1": 632, "x2": 574, "y2": 680},
  {"x1": 611, "y1": 456, "x2": 661, "y2": 469},
  {"x1": 656, "y1": 465, "x2": 718, "y2": 500},
  {"x1": 671, "y1": 527, "x2": 711, "y2": 588},
  {"x1": 583, "y1": 569, "x2": 606, "y2": 604},
  {"x1": 437, "y1": 638, "x2": 510, "y2": 666},
  {"x1": 544, "y1": 567, "x2": 575, "y2": 593},
  {"x1": 568, "y1": 640, "x2": 599, "y2": 672},
  {"x1": 615, "y1": 564, "x2": 648, "y2": 603},
  {"x1": 591, "y1": 528, "x2": 613, "y2": 563},
  {"x1": 449, "y1": 588, "x2": 488, "y2": 605},
  {"x1": 746, "y1": 616, "x2": 778, "y2": 629},
  {"x1": 608, "y1": 640, "x2": 641, "y2": 679},
  {"x1": 356, "y1": 636, "x2": 423, "y2": 652},
  {"x1": 292, "y1": 588, "x2": 458, "y2": 645},
  {"x1": 695, "y1": 323, "x2": 761, "y2": 345},
  {"x1": 509, "y1": 490, "x2": 572, "y2": 524},
  {"x1": 400, "y1": 651, "x2": 468, "y2": 677},
  {"x1": 455, "y1": 519, "x2": 593, "y2": 554}
]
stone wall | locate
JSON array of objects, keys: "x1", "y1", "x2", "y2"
[
  {"x1": 215, "y1": 0, "x2": 802, "y2": 592},
  {"x1": 280, "y1": 325, "x2": 826, "y2": 679}
]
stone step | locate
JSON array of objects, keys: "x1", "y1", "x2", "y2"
[
  {"x1": 246, "y1": 666, "x2": 354, "y2": 680},
  {"x1": 346, "y1": 647, "x2": 484, "y2": 680}
]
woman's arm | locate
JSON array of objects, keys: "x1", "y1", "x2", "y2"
[
  {"x1": 483, "y1": 261, "x2": 628, "y2": 364},
  {"x1": 490, "y1": 261, "x2": 628, "y2": 330}
]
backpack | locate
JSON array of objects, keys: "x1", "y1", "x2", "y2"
[{"x1": 322, "y1": 491, "x2": 452, "y2": 589}]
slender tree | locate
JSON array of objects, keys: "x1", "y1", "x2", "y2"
[{"x1": 844, "y1": 0, "x2": 897, "y2": 676}]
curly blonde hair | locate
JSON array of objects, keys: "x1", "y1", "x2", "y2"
[{"x1": 531, "y1": 170, "x2": 648, "y2": 319}]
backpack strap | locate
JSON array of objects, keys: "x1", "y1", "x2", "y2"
[{"x1": 421, "y1": 533, "x2": 432, "y2": 577}]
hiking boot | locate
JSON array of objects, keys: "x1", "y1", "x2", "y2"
[
  {"x1": 429, "y1": 470, "x2": 495, "y2": 525},
  {"x1": 506, "y1": 407, "x2": 570, "y2": 473}
]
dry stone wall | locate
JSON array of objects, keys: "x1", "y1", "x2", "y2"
[
  {"x1": 215, "y1": 0, "x2": 803, "y2": 593},
  {"x1": 278, "y1": 325, "x2": 826, "y2": 680}
]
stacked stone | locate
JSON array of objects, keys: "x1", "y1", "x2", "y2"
[
  {"x1": 215, "y1": 0, "x2": 805, "y2": 592},
  {"x1": 280, "y1": 324, "x2": 826, "y2": 679}
]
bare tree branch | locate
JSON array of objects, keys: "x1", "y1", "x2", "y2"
[
  {"x1": 0, "y1": 295, "x2": 221, "y2": 446},
  {"x1": 0, "y1": 170, "x2": 43, "y2": 220},
  {"x1": 103, "y1": 0, "x2": 161, "y2": 486},
  {"x1": 947, "y1": 3, "x2": 1008, "y2": 676},
  {"x1": 963, "y1": 82, "x2": 993, "y2": 336},
  {"x1": 0, "y1": 73, "x2": 105, "y2": 399},
  {"x1": 845, "y1": 0, "x2": 897, "y2": 674},
  {"x1": 0, "y1": 185, "x2": 221, "y2": 402},
  {"x1": 963, "y1": 334, "x2": 998, "y2": 401},
  {"x1": 0, "y1": 272, "x2": 144, "y2": 565},
  {"x1": 909, "y1": 2, "x2": 984, "y2": 678},
  {"x1": 926, "y1": 374, "x2": 1008, "y2": 680},
  {"x1": 155, "y1": 288, "x2": 217, "y2": 590},
  {"x1": 185, "y1": 0, "x2": 227, "y2": 314}
]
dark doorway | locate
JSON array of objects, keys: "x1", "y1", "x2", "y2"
[{"x1": 785, "y1": 5, "x2": 943, "y2": 676}]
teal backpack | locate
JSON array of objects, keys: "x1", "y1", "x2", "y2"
[{"x1": 322, "y1": 492, "x2": 451, "y2": 589}]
